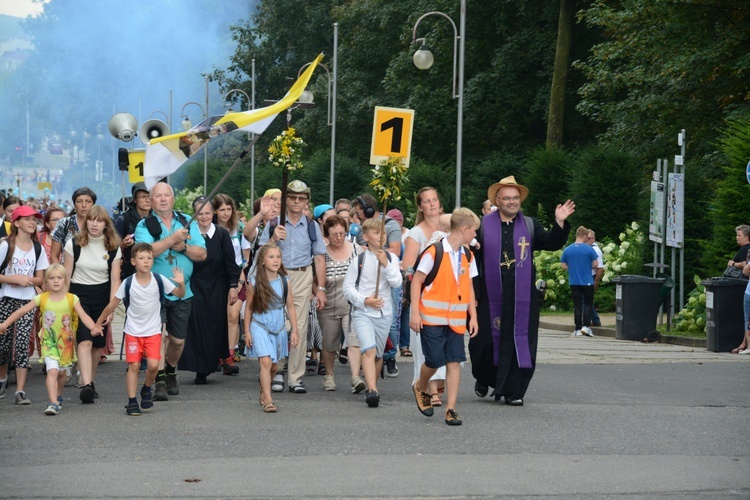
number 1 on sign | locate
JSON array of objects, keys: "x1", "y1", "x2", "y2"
[
  {"x1": 370, "y1": 106, "x2": 414, "y2": 166},
  {"x1": 380, "y1": 117, "x2": 403, "y2": 153}
]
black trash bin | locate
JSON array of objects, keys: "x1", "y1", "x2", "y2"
[
  {"x1": 612, "y1": 275, "x2": 667, "y2": 341},
  {"x1": 701, "y1": 277, "x2": 746, "y2": 352}
]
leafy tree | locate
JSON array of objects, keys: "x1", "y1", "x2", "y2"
[
  {"x1": 523, "y1": 146, "x2": 574, "y2": 223},
  {"x1": 567, "y1": 144, "x2": 648, "y2": 242},
  {"x1": 575, "y1": 0, "x2": 750, "y2": 161},
  {"x1": 704, "y1": 119, "x2": 750, "y2": 273}
]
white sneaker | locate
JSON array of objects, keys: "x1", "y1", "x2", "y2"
[
  {"x1": 571, "y1": 330, "x2": 582, "y2": 337},
  {"x1": 582, "y1": 326, "x2": 594, "y2": 337},
  {"x1": 739, "y1": 347, "x2": 750, "y2": 355},
  {"x1": 323, "y1": 374, "x2": 336, "y2": 391},
  {"x1": 351, "y1": 376, "x2": 366, "y2": 394}
]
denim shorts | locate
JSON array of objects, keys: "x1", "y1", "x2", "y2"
[{"x1": 419, "y1": 324, "x2": 466, "y2": 368}]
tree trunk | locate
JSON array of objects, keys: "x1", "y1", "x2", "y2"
[{"x1": 546, "y1": 0, "x2": 576, "y2": 149}]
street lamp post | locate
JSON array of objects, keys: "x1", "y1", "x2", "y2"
[
  {"x1": 297, "y1": 59, "x2": 336, "y2": 205},
  {"x1": 96, "y1": 121, "x2": 109, "y2": 182},
  {"x1": 411, "y1": 0, "x2": 466, "y2": 208},
  {"x1": 180, "y1": 101, "x2": 207, "y2": 194},
  {"x1": 224, "y1": 87, "x2": 254, "y2": 200}
]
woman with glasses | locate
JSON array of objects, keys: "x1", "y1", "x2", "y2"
[{"x1": 316, "y1": 215, "x2": 365, "y2": 393}]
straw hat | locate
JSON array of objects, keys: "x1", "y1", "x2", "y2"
[{"x1": 487, "y1": 175, "x2": 529, "y2": 203}]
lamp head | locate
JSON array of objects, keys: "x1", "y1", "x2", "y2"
[
  {"x1": 413, "y1": 45, "x2": 434, "y2": 70},
  {"x1": 108, "y1": 112, "x2": 138, "y2": 142},
  {"x1": 182, "y1": 116, "x2": 192, "y2": 131},
  {"x1": 299, "y1": 90, "x2": 314, "y2": 104}
]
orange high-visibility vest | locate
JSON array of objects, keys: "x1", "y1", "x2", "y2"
[{"x1": 419, "y1": 244, "x2": 472, "y2": 334}]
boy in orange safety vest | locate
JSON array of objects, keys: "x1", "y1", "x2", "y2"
[{"x1": 409, "y1": 208, "x2": 480, "y2": 426}]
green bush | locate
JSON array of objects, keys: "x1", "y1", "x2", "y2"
[
  {"x1": 671, "y1": 275, "x2": 707, "y2": 336},
  {"x1": 536, "y1": 221, "x2": 645, "y2": 312}
]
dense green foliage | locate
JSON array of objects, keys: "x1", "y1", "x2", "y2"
[{"x1": 3, "y1": 0, "x2": 749, "y2": 312}]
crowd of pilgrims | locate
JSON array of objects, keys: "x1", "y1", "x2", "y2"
[{"x1": 0, "y1": 182, "x2": 468, "y2": 417}]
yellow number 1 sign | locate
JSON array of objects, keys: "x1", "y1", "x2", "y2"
[
  {"x1": 370, "y1": 106, "x2": 414, "y2": 167},
  {"x1": 128, "y1": 149, "x2": 146, "y2": 183}
]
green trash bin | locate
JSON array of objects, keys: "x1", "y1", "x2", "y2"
[
  {"x1": 612, "y1": 275, "x2": 667, "y2": 341},
  {"x1": 701, "y1": 277, "x2": 746, "y2": 352}
]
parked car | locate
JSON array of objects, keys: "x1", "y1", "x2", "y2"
[{"x1": 48, "y1": 142, "x2": 63, "y2": 154}]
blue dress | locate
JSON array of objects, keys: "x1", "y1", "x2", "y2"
[{"x1": 246, "y1": 276, "x2": 289, "y2": 363}]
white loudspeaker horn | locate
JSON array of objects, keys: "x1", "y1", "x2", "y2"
[
  {"x1": 108, "y1": 113, "x2": 138, "y2": 142},
  {"x1": 140, "y1": 119, "x2": 170, "y2": 145}
]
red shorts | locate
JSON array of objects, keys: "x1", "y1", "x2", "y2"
[{"x1": 124, "y1": 333, "x2": 162, "y2": 363}]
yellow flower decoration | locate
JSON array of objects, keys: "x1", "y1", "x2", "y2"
[
  {"x1": 268, "y1": 127, "x2": 307, "y2": 172},
  {"x1": 370, "y1": 155, "x2": 408, "y2": 202}
]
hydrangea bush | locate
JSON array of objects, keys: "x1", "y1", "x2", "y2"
[
  {"x1": 671, "y1": 276, "x2": 707, "y2": 335},
  {"x1": 535, "y1": 221, "x2": 645, "y2": 312}
]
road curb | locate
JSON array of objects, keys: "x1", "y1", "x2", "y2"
[{"x1": 539, "y1": 320, "x2": 707, "y2": 348}]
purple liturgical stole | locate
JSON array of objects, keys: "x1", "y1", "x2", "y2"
[{"x1": 483, "y1": 211, "x2": 533, "y2": 369}]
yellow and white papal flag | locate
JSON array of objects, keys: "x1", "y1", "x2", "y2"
[{"x1": 143, "y1": 53, "x2": 324, "y2": 189}]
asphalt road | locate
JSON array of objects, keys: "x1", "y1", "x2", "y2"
[{"x1": 1, "y1": 327, "x2": 748, "y2": 498}]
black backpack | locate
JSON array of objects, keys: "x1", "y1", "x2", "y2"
[
  {"x1": 123, "y1": 273, "x2": 166, "y2": 310},
  {"x1": 406, "y1": 238, "x2": 473, "y2": 305},
  {"x1": 143, "y1": 211, "x2": 189, "y2": 241},
  {"x1": 0, "y1": 238, "x2": 42, "y2": 286}
]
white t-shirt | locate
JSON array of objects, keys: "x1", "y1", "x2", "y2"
[
  {"x1": 115, "y1": 273, "x2": 175, "y2": 337},
  {"x1": 416, "y1": 238, "x2": 478, "y2": 289},
  {"x1": 64, "y1": 235, "x2": 122, "y2": 285},
  {"x1": 0, "y1": 240, "x2": 50, "y2": 300},
  {"x1": 228, "y1": 227, "x2": 251, "y2": 267}
]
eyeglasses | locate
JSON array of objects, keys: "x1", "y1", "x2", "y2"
[
  {"x1": 329, "y1": 232, "x2": 346, "y2": 238},
  {"x1": 498, "y1": 196, "x2": 521, "y2": 202},
  {"x1": 287, "y1": 195, "x2": 308, "y2": 202}
]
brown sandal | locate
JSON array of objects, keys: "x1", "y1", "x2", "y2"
[
  {"x1": 400, "y1": 347, "x2": 413, "y2": 357},
  {"x1": 430, "y1": 393, "x2": 442, "y2": 406},
  {"x1": 262, "y1": 401, "x2": 277, "y2": 413}
]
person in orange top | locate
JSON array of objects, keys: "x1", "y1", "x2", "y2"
[{"x1": 409, "y1": 208, "x2": 480, "y2": 426}]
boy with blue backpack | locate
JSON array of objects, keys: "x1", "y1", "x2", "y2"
[{"x1": 96, "y1": 243, "x2": 185, "y2": 416}]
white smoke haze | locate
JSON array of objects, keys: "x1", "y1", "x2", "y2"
[{"x1": 0, "y1": 0, "x2": 257, "y2": 206}]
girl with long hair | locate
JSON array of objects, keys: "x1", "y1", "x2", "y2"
[
  {"x1": 63, "y1": 204, "x2": 121, "y2": 403},
  {"x1": 212, "y1": 193, "x2": 248, "y2": 374},
  {"x1": 243, "y1": 243, "x2": 298, "y2": 413}
]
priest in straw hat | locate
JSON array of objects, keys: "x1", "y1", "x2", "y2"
[{"x1": 469, "y1": 175, "x2": 575, "y2": 406}]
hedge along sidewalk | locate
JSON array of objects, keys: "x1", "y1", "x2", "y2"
[{"x1": 539, "y1": 312, "x2": 707, "y2": 348}]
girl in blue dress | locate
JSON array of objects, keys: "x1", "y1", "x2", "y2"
[{"x1": 243, "y1": 243, "x2": 298, "y2": 413}]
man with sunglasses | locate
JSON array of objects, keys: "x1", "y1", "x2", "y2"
[{"x1": 259, "y1": 180, "x2": 326, "y2": 394}]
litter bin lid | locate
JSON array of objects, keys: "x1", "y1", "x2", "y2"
[
  {"x1": 611, "y1": 275, "x2": 666, "y2": 284},
  {"x1": 700, "y1": 277, "x2": 749, "y2": 287}
]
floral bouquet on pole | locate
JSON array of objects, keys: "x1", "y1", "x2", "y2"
[
  {"x1": 268, "y1": 127, "x2": 307, "y2": 225},
  {"x1": 369, "y1": 155, "x2": 408, "y2": 297}
]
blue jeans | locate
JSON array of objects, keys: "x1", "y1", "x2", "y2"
[
  {"x1": 384, "y1": 285, "x2": 402, "y2": 361},
  {"x1": 744, "y1": 292, "x2": 750, "y2": 329},
  {"x1": 399, "y1": 302, "x2": 410, "y2": 349}
]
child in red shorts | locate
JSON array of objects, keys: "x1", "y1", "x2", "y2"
[{"x1": 97, "y1": 243, "x2": 184, "y2": 415}]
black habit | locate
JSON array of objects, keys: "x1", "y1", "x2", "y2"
[
  {"x1": 179, "y1": 225, "x2": 241, "y2": 376},
  {"x1": 469, "y1": 214, "x2": 569, "y2": 400}
]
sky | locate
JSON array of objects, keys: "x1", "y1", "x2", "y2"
[{"x1": 0, "y1": 0, "x2": 48, "y2": 18}]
